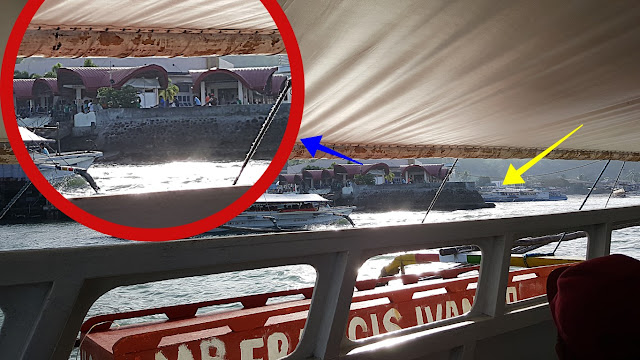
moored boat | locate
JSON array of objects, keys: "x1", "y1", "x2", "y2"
[
  {"x1": 481, "y1": 187, "x2": 568, "y2": 202},
  {"x1": 20, "y1": 127, "x2": 102, "y2": 182},
  {"x1": 210, "y1": 193, "x2": 355, "y2": 233}
]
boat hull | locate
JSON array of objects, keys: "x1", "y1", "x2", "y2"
[
  {"x1": 33, "y1": 151, "x2": 103, "y2": 181},
  {"x1": 209, "y1": 206, "x2": 355, "y2": 233},
  {"x1": 482, "y1": 190, "x2": 567, "y2": 202}
]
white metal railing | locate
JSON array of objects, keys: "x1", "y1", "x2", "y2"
[{"x1": 0, "y1": 205, "x2": 638, "y2": 360}]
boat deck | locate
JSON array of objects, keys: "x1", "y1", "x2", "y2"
[{"x1": 0, "y1": 205, "x2": 638, "y2": 359}]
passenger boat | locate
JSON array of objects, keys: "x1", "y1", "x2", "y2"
[
  {"x1": 612, "y1": 188, "x2": 626, "y2": 198},
  {"x1": 20, "y1": 127, "x2": 102, "y2": 182},
  {"x1": 1, "y1": 1, "x2": 640, "y2": 360},
  {"x1": 211, "y1": 193, "x2": 355, "y2": 233},
  {"x1": 481, "y1": 187, "x2": 568, "y2": 202}
]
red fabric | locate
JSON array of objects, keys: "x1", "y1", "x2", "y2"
[{"x1": 547, "y1": 254, "x2": 640, "y2": 360}]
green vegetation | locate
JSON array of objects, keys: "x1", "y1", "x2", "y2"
[
  {"x1": 539, "y1": 177, "x2": 570, "y2": 188},
  {"x1": 43, "y1": 63, "x2": 63, "y2": 78},
  {"x1": 97, "y1": 85, "x2": 139, "y2": 108},
  {"x1": 384, "y1": 172, "x2": 395, "y2": 183},
  {"x1": 13, "y1": 70, "x2": 39, "y2": 79},
  {"x1": 159, "y1": 80, "x2": 179, "y2": 102},
  {"x1": 83, "y1": 59, "x2": 98, "y2": 67},
  {"x1": 354, "y1": 173, "x2": 376, "y2": 185}
]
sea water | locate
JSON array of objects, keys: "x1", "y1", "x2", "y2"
[{"x1": 0, "y1": 162, "x2": 639, "y2": 359}]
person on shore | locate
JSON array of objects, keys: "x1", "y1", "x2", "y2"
[
  {"x1": 63, "y1": 102, "x2": 71, "y2": 120},
  {"x1": 173, "y1": 98, "x2": 180, "y2": 107},
  {"x1": 208, "y1": 93, "x2": 218, "y2": 106},
  {"x1": 39, "y1": 142, "x2": 49, "y2": 156},
  {"x1": 193, "y1": 96, "x2": 201, "y2": 106},
  {"x1": 204, "y1": 94, "x2": 210, "y2": 106},
  {"x1": 88, "y1": 100, "x2": 94, "y2": 112},
  {"x1": 159, "y1": 96, "x2": 166, "y2": 108}
]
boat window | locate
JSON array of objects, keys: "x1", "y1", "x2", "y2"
[
  {"x1": 82, "y1": 265, "x2": 316, "y2": 359},
  {"x1": 611, "y1": 226, "x2": 640, "y2": 261},
  {"x1": 348, "y1": 247, "x2": 482, "y2": 341},
  {"x1": 505, "y1": 230, "x2": 588, "y2": 306}
]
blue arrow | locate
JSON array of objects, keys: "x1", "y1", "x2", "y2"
[{"x1": 300, "y1": 136, "x2": 363, "y2": 165}]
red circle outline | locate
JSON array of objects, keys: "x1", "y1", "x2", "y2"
[{"x1": 1, "y1": 0, "x2": 304, "y2": 241}]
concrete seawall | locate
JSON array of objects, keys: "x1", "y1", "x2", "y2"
[
  {"x1": 335, "y1": 182, "x2": 494, "y2": 211},
  {"x1": 64, "y1": 104, "x2": 290, "y2": 162}
]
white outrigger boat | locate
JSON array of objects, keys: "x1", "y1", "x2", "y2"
[
  {"x1": 2, "y1": 1, "x2": 640, "y2": 360},
  {"x1": 211, "y1": 193, "x2": 355, "y2": 233},
  {"x1": 20, "y1": 127, "x2": 102, "y2": 183}
]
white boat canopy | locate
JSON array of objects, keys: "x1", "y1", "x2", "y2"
[
  {"x1": 6, "y1": 0, "x2": 640, "y2": 161},
  {"x1": 19, "y1": 127, "x2": 55, "y2": 144},
  {"x1": 254, "y1": 194, "x2": 330, "y2": 204}
]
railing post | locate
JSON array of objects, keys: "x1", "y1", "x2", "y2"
[
  {"x1": 586, "y1": 223, "x2": 612, "y2": 259},
  {"x1": 471, "y1": 234, "x2": 513, "y2": 318},
  {"x1": 0, "y1": 283, "x2": 53, "y2": 360},
  {"x1": 291, "y1": 250, "x2": 361, "y2": 360}
]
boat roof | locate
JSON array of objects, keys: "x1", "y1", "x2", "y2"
[
  {"x1": 19, "y1": 127, "x2": 55, "y2": 144},
  {"x1": 5, "y1": 1, "x2": 640, "y2": 162},
  {"x1": 253, "y1": 194, "x2": 330, "y2": 203}
]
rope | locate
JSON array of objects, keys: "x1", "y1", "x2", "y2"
[
  {"x1": 523, "y1": 160, "x2": 611, "y2": 262},
  {"x1": 422, "y1": 159, "x2": 458, "y2": 223},
  {"x1": 579, "y1": 159, "x2": 611, "y2": 211},
  {"x1": 526, "y1": 160, "x2": 603, "y2": 177},
  {"x1": 0, "y1": 181, "x2": 32, "y2": 220},
  {"x1": 233, "y1": 79, "x2": 291, "y2": 185},
  {"x1": 75, "y1": 320, "x2": 119, "y2": 359},
  {"x1": 605, "y1": 161, "x2": 625, "y2": 208}
]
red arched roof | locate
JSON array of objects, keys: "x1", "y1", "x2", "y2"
[
  {"x1": 401, "y1": 165, "x2": 426, "y2": 177},
  {"x1": 401, "y1": 164, "x2": 448, "y2": 179},
  {"x1": 270, "y1": 74, "x2": 289, "y2": 96},
  {"x1": 33, "y1": 78, "x2": 59, "y2": 97},
  {"x1": 302, "y1": 170, "x2": 325, "y2": 181},
  {"x1": 57, "y1": 65, "x2": 169, "y2": 92},
  {"x1": 278, "y1": 174, "x2": 302, "y2": 184},
  {"x1": 322, "y1": 169, "x2": 335, "y2": 179},
  {"x1": 362, "y1": 163, "x2": 390, "y2": 175},
  {"x1": 191, "y1": 67, "x2": 278, "y2": 93},
  {"x1": 334, "y1": 163, "x2": 390, "y2": 176},
  {"x1": 423, "y1": 164, "x2": 444, "y2": 178},
  {"x1": 13, "y1": 79, "x2": 35, "y2": 99}
]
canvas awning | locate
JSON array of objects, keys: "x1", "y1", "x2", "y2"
[
  {"x1": 18, "y1": 0, "x2": 282, "y2": 58},
  {"x1": 4, "y1": 0, "x2": 640, "y2": 161}
]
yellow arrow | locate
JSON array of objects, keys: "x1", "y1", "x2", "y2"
[{"x1": 503, "y1": 124, "x2": 583, "y2": 185}]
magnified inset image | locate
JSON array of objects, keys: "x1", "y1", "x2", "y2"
[{"x1": 4, "y1": 0, "x2": 302, "y2": 240}]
